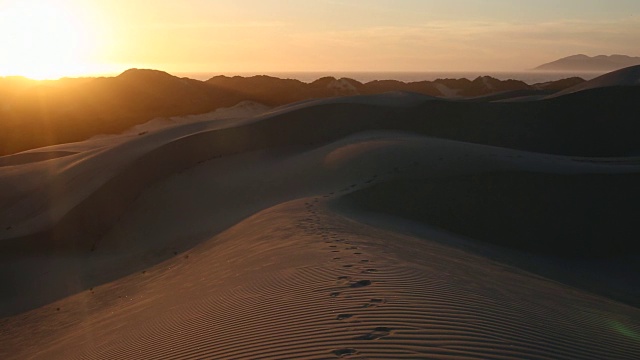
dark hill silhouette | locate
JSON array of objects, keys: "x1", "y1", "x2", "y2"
[
  {"x1": 532, "y1": 77, "x2": 585, "y2": 91},
  {"x1": 459, "y1": 76, "x2": 529, "y2": 96},
  {"x1": 357, "y1": 79, "x2": 440, "y2": 96},
  {"x1": 207, "y1": 75, "x2": 542, "y2": 99},
  {"x1": 536, "y1": 54, "x2": 640, "y2": 71},
  {"x1": 1, "y1": 70, "x2": 247, "y2": 155},
  {"x1": 206, "y1": 75, "x2": 308, "y2": 105},
  {"x1": 1, "y1": 70, "x2": 586, "y2": 155}
]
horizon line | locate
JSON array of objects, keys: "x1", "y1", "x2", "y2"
[{"x1": 0, "y1": 68, "x2": 610, "y2": 82}]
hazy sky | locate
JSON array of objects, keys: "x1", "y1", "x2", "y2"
[{"x1": 1, "y1": 0, "x2": 639, "y2": 77}]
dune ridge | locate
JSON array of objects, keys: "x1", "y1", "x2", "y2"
[
  {"x1": 546, "y1": 65, "x2": 640, "y2": 98},
  {"x1": 2, "y1": 200, "x2": 639, "y2": 359},
  {"x1": 1, "y1": 67, "x2": 640, "y2": 359}
]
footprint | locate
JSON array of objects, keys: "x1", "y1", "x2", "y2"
[
  {"x1": 330, "y1": 292, "x2": 341, "y2": 298},
  {"x1": 350, "y1": 280, "x2": 371, "y2": 288},
  {"x1": 343, "y1": 265, "x2": 353, "y2": 268},
  {"x1": 363, "y1": 298, "x2": 386, "y2": 308},
  {"x1": 355, "y1": 327, "x2": 393, "y2": 340},
  {"x1": 336, "y1": 314, "x2": 354, "y2": 320},
  {"x1": 360, "y1": 260, "x2": 369, "y2": 263},
  {"x1": 333, "y1": 348, "x2": 358, "y2": 357}
]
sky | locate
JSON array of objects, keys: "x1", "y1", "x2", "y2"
[{"x1": 0, "y1": 0, "x2": 639, "y2": 79}]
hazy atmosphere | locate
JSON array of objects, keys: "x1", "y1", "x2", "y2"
[
  {"x1": 2, "y1": 2, "x2": 640, "y2": 359},
  {"x1": 1, "y1": 0, "x2": 639, "y2": 78}
]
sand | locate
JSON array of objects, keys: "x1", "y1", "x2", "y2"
[
  {"x1": 546, "y1": 65, "x2": 640, "y2": 98},
  {"x1": 1, "y1": 77, "x2": 639, "y2": 359}
]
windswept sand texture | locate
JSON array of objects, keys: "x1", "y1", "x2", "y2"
[{"x1": 1, "y1": 68, "x2": 640, "y2": 359}]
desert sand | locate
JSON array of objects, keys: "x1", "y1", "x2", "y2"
[{"x1": 1, "y1": 68, "x2": 640, "y2": 359}]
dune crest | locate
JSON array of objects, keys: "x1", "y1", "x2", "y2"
[
  {"x1": 1, "y1": 71, "x2": 640, "y2": 358},
  {"x1": 547, "y1": 65, "x2": 640, "y2": 98}
]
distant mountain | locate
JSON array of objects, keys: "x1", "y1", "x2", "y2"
[
  {"x1": 0, "y1": 70, "x2": 584, "y2": 156},
  {"x1": 535, "y1": 54, "x2": 640, "y2": 71}
]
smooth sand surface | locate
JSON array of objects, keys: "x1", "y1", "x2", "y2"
[
  {"x1": 546, "y1": 65, "x2": 640, "y2": 98},
  {"x1": 1, "y1": 90, "x2": 639, "y2": 359}
]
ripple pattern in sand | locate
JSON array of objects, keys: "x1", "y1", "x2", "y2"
[{"x1": 19, "y1": 198, "x2": 640, "y2": 359}]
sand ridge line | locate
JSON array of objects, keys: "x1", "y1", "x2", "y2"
[{"x1": 1, "y1": 197, "x2": 639, "y2": 359}]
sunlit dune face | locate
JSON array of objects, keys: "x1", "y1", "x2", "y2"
[{"x1": 0, "y1": 0, "x2": 97, "y2": 79}]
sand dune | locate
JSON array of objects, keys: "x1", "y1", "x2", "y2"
[
  {"x1": 3, "y1": 199, "x2": 639, "y2": 359},
  {"x1": 343, "y1": 172, "x2": 640, "y2": 256},
  {"x1": 547, "y1": 65, "x2": 640, "y2": 98},
  {"x1": 0, "y1": 151, "x2": 78, "y2": 167},
  {"x1": 1, "y1": 77, "x2": 640, "y2": 358},
  {"x1": 1, "y1": 69, "x2": 586, "y2": 156}
]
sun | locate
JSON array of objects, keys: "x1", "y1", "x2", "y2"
[{"x1": 0, "y1": 0, "x2": 98, "y2": 79}]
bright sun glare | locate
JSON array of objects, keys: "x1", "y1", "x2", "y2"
[{"x1": 0, "y1": 0, "x2": 97, "y2": 79}]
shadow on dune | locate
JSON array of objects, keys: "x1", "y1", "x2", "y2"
[
  {"x1": 339, "y1": 171, "x2": 640, "y2": 308},
  {"x1": 5, "y1": 86, "x2": 640, "y2": 254},
  {"x1": 0, "y1": 151, "x2": 78, "y2": 167},
  {"x1": 1, "y1": 86, "x2": 640, "y2": 315},
  {"x1": 397, "y1": 86, "x2": 640, "y2": 156},
  {"x1": 338, "y1": 172, "x2": 640, "y2": 307},
  {"x1": 343, "y1": 172, "x2": 640, "y2": 257}
]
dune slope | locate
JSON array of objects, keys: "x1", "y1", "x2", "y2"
[
  {"x1": 1, "y1": 88, "x2": 640, "y2": 359},
  {"x1": 2, "y1": 198, "x2": 640, "y2": 359},
  {"x1": 343, "y1": 172, "x2": 640, "y2": 256}
]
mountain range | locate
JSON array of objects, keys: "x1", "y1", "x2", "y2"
[{"x1": 536, "y1": 54, "x2": 640, "y2": 71}]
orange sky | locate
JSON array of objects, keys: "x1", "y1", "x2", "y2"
[{"x1": 1, "y1": 0, "x2": 639, "y2": 79}]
